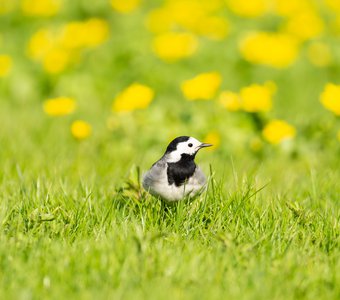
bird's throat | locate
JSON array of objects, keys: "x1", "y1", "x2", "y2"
[{"x1": 167, "y1": 154, "x2": 196, "y2": 187}]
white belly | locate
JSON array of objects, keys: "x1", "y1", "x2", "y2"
[{"x1": 143, "y1": 170, "x2": 205, "y2": 202}]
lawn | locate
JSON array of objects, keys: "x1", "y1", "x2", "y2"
[{"x1": 0, "y1": 0, "x2": 339, "y2": 299}]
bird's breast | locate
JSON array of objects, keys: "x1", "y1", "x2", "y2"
[{"x1": 166, "y1": 160, "x2": 196, "y2": 187}]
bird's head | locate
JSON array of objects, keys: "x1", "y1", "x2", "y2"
[{"x1": 164, "y1": 136, "x2": 212, "y2": 163}]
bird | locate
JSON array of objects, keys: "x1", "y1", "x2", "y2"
[{"x1": 142, "y1": 136, "x2": 212, "y2": 202}]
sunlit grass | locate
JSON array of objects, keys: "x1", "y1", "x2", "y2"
[{"x1": 0, "y1": 152, "x2": 339, "y2": 299}]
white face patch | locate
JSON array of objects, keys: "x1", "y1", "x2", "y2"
[{"x1": 166, "y1": 137, "x2": 202, "y2": 163}]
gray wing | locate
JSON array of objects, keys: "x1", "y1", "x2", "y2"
[{"x1": 142, "y1": 158, "x2": 167, "y2": 190}]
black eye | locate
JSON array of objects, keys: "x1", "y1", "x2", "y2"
[{"x1": 188, "y1": 143, "x2": 193, "y2": 147}]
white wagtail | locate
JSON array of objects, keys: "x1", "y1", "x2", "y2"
[{"x1": 142, "y1": 136, "x2": 212, "y2": 202}]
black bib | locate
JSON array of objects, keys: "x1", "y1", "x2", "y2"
[{"x1": 167, "y1": 154, "x2": 196, "y2": 187}]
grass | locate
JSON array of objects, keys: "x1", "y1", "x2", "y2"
[{"x1": 0, "y1": 146, "x2": 339, "y2": 299}]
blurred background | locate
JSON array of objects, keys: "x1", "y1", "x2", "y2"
[{"x1": 1, "y1": 0, "x2": 340, "y2": 188}]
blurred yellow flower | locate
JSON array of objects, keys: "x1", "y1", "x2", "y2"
[
  {"x1": 226, "y1": 0, "x2": 268, "y2": 18},
  {"x1": 71, "y1": 120, "x2": 92, "y2": 140},
  {"x1": 27, "y1": 19, "x2": 108, "y2": 73},
  {"x1": 59, "y1": 22, "x2": 85, "y2": 49},
  {"x1": 240, "y1": 83, "x2": 275, "y2": 113},
  {"x1": 181, "y1": 72, "x2": 222, "y2": 101},
  {"x1": 28, "y1": 29, "x2": 72, "y2": 73},
  {"x1": 42, "y1": 47, "x2": 71, "y2": 74},
  {"x1": 152, "y1": 32, "x2": 198, "y2": 62},
  {"x1": 325, "y1": 0, "x2": 340, "y2": 13},
  {"x1": 110, "y1": 0, "x2": 140, "y2": 13},
  {"x1": 262, "y1": 120, "x2": 296, "y2": 145},
  {"x1": 82, "y1": 19, "x2": 110, "y2": 47},
  {"x1": 146, "y1": 0, "x2": 226, "y2": 40},
  {"x1": 307, "y1": 42, "x2": 332, "y2": 67},
  {"x1": 28, "y1": 28, "x2": 55, "y2": 60},
  {"x1": 60, "y1": 19, "x2": 109, "y2": 49},
  {"x1": 43, "y1": 97, "x2": 76, "y2": 116},
  {"x1": 195, "y1": 16, "x2": 229, "y2": 40},
  {"x1": 146, "y1": 8, "x2": 174, "y2": 34},
  {"x1": 112, "y1": 83, "x2": 154, "y2": 112},
  {"x1": 0, "y1": 55, "x2": 12, "y2": 77},
  {"x1": 239, "y1": 32, "x2": 299, "y2": 68},
  {"x1": 272, "y1": 0, "x2": 312, "y2": 17},
  {"x1": 283, "y1": 12, "x2": 324, "y2": 41},
  {"x1": 204, "y1": 131, "x2": 221, "y2": 150},
  {"x1": 21, "y1": 0, "x2": 61, "y2": 17},
  {"x1": 320, "y1": 83, "x2": 340, "y2": 116},
  {"x1": 166, "y1": 0, "x2": 210, "y2": 32},
  {"x1": 219, "y1": 91, "x2": 241, "y2": 111}
]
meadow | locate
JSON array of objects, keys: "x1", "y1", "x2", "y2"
[{"x1": 0, "y1": 0, "x2": 339, "y2": 299}]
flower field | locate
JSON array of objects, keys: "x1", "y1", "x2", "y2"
[{"x1": 0, "y1": 0, "x2": 339, "y2": 299}]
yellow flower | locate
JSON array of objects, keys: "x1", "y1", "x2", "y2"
[
  {"x1": 42, "y1": 47, "x2": 71, "y2": 74},
  {"x1": 307, "y1": 42, "x2": 332, "y2": 67},
  {"x1": 112, "y1": 83, "x2": 154, "y2": 112},
  {"x1": 60, "y1": 19, "x2": 109, "y2": 49},
  {"x1": 226, "y1": 0, "x2": 269, "y2": 18},
  {"x1": 27, "y1": 28, "x2": 55, "y2": 60},
  {"x1": 28, "y1": 28, "x2": 72, "y2": 73},
  {"x1": 28, "y1": 19, "x2": 108, "y2": 73},
  {"x1": 110, "y1": 0, "x2": 140, "y2": 13},
  {"x1": 194, "y1": 16, "x2": 229, "y2": 40},
  {"x1": 166, "y1": 0, "x2": 209, "y2": 32},
  {"x1": 152, "y1": 32, "x2": 198, "y2": 62},
  {"x1": 239, "y1": 32, "x2": 299, "y2": 68},
  {"x1": 181, "y1": 72, "x2": 222, "y2": 101},
  {"x1": 320, "y1": 83, "x2": 340, "y2": 116},
  {"x1": 262, "y1": 120, "x2": 296, "y2": 145},
  {"x1": 325, "y1": 0, "x2": 340, "y2": 13},
  {"x1": 146, "y1": 8, "x2": 174, "y2": 34},
  {"x1": 0, "y1": 55, "x2": 12, "y2": 77},
  {"x1": 59, "y1": 22, "x2": 86, "y2": 49},
  {"x1": 82, "y1": 19, "x2": 109, "y2": 47},
  {"x1": 283, "y1": 11, "x2": 324, "y2": 41},
  {"x1": 240, "y1": 83, "x2": 275, "y2": 113},
  {"x1": 71, "y1": 120, "x2": 92, "y2": 140},
  {"x1": 43, "y1": 97, "x2": 76, "y2": 116},
  {"x1": 204, "y1": 131, "x2": 221, "y2": 150},
  {"x1": 272, "y1": 0, "x2": 312, "y2": 17},
  {"x1": 146, "y1": 0, "x2": 225, "y2": 39},
  {"x1": 21, "y1": 0, "x2": 61, "y2": 17},
  {"x1": 219, "y1": 91, "x2": 241, "y2": 111}
]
